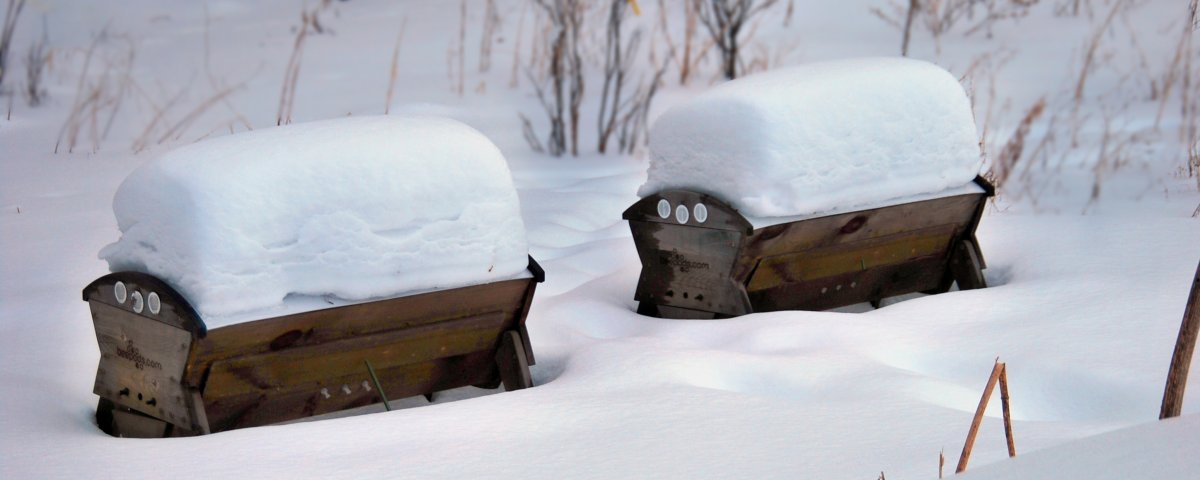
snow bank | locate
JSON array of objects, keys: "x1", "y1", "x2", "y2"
[
  {"x1": 640, "y1": 57, "x2": 983, "y2": 218},
  {"x1": 100, "y1": 115, "x2": 528, "y2": 320}
]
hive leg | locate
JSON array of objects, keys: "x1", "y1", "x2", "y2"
[
  {"x1": 950, "y1": 239, "x2": 987, "y2": 290},
  {"x1": 96, "y1": 398, "x2": 116, "y2": 436},
  {"x1": 636, "y1": 301, "x2": 662, "y2": 317},
  {"x1": 100, "y1": 400, "x2": 172, "y2": 438},
  {"x1": 496, "y1": 330, "x2": 533, "y2": 391}
]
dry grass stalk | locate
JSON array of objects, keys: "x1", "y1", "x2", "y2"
[
  {"x1": 1190, "y1": 135, "x2": 1199, "y2": 188},
  {"x1": 479, "y1": 0, "x2": 501, "y2": 74},
  {"x1": 384, "y1": 18, "x2": 408, "y2": 115},
  {"x1": 656, "y1": 0, "x2": 701, "y2": 84},
  {"x1": 1074, "y1": 0, "x2": 1125, "y2": 103},
  {"x1": 509, "y1": 1, "x2": 529, "y2": 88},
  {"x1": 203, "y1": 4, "x2": 252, "y2": 132},
  {"x1": 1155, "y1": 0, "x2": 1196, "y2": 144},
  {"x1": 616, "y1": 65, "x2": 666, "y2": 154},
  {"x1": 519, "y1": 112, "x2": 543, "y2": 153},
  {"x1": 1054, "y1": 0, "x2": 1094, "y2": 17},
  {"x1": 147, "y1": 84, "x2": 242, "y2": 147},
  {"x1": 681, "y1": 0, "x2": 701, "y2": 84},
  {"x1": 991, "y1": 98, "x2": 1046, "y2": 190},
  {"x1": 55, "y1": 29, "x2": 135, "y2": 154},
  {"x1": 23, "y1": 15, "x2": 48, "y2": 107},
  {"x1": 453, "y1": 0, "x2": 467, "y2": 96},
  {"x1": 276, "y1": 7, "x2": 317, "y2": 126},
  {"x1": 902, "y1": 0, "x2": 919, "y2": 56},
  {"x1": 0, "y1": 0, "x2": 26, "y2": 92},
  {"x1": 1082, "y1": 106, "x2": 1141, "y2": 213}
]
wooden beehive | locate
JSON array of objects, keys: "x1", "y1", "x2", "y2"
[
  {"x1": 624, "y1": 177, "x2": 993, "y2": 319},
  {"x1": 86, "y1": 257, "x2": 543, "y2": 437}
]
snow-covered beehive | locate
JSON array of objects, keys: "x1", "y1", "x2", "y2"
[
  {"x1": 640, "y1": 57, "x2": 983, "y2": 220},
  {"x1": 626, "y1": 58, "x2": 992, "y2": 318},
  {"x1": 100, "y1": 115, "x2": 529, "y2": 322},
  {"x1": 86, "y1": 116, "x2": 542, "y2": 437}
]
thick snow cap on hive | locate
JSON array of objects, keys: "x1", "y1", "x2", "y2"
[
  {"x1": 639, "y1": 57, "x2": 983, "y2": 218},
  {"x1": 100, "y1": 115, "x2": 528, "y2": 321}
]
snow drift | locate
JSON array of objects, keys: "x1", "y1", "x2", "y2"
[
  {"x1": 100, "y1": 115, "x2": 528, "y2": 321},
  {"x1": 640, "y1": 57, "x2": 984, "y2": 218}
]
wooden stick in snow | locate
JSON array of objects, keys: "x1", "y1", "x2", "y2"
[
  {"x1": 957, "y1": 359, "x2": 1016, "y2": 473},
  {"x1": 1160, "y1": 259, "x2": 1200, "y2": 419}
]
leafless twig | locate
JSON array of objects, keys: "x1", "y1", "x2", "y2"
[
  {"x1": 693, "y1": 0, "x2": 780, "y2": 79},
  {"x1": 0, "y1": 0, "x2": 27, "y2": 92},
  {"x1": 384, "y1": 18, "x2": 407, "y2": 114}
]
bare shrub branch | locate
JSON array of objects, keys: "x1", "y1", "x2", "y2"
[
  {"x1": 990, "y1": 98, "x2": 1046, "y2": 189},
  {"x1": 479, "y1": 0, "x2": 501, "y2": 73},
  {"x1": 693, "y1": 0, "x2": 780, "y2": 79},
  {"x1": 384, "y1": 18, "x2": 408, "y2": 114},
  {"x1": 873, "y1": 0, "x2": 1041, "y2": 55},
  {"x1": 23, "y1": 14, "x2": 47, "y2": 106},
  {"x1": 525, "y1": 0, "x2": 584, "y2": 156},
  {"x1": 0, "y1": 0, "x2": 26, "y2": 92}
]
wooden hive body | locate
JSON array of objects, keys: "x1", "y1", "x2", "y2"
[
  {"x1": 86, "y1": 258, "x2": 543, "y2": 437},
  {"x1": 625, "y1": 178, "x2": 993, "y2": 319}
]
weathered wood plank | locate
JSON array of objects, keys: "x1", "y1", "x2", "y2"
[
  {"x1": 736, "y1": 193, "x2": 983, "y2": 274},
  {"x1": 185, "y1": 278, "x2": 531, "y2": 386},
  {"x1": 202, "y1": 312, "x2": 506, "y2": 400},
  {"x1": 629, "y1": 220, "x2": 751, "y2": 316},
  {"x1": 203, "y1": 351, "x2": 496, "y2": 431},
  {"x1": 746, "y1": 225, "x2": 956, "y2": 291},
  {"x1": 89, "y1": 301, "x2": 196, "y2": 430},
  {"x1": 748, "y1": 257, "x2": 948, "y2": 312}
]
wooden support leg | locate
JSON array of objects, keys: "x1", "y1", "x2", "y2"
[
  {"x1": 496, "y1": 330, "x2": 533, "y2": 391},
  {"x1": 950, "y1": 239, "x2": 987, "y2": 290},
  {"x1": 108, "y1": 404, "x2": 172, "y2": 438},
  {"x1": 96, "y1": 397, "x2": 116, "y2": 436},
  {"x1": 870, "y1": 298, "x2": 883, "y2": 309},
  {"x1": 423, "y1": 393, "x2": 435, "y2": 403},
  {"x1": 636, "y1": 301, "x2": 661, "y2": 317}
]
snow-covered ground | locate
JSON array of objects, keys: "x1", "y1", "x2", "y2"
[{"x1": 1, "y1": 1, "x2": 1198, "y2": 478}]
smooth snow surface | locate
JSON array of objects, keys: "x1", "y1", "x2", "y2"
[
  {"x1": 99, "y1": 115, "x2": 528, "y2": 322},
  {"x1": 641, "y1": 57, "x2": 983, "y2": 218},
  {"x1": 960, "y1": 414, "x2": 1200, "y2": 480}
]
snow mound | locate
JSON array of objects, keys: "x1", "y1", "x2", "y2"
[
  {"x1": 640, "y1": 57, "x2": 983, "y2": 218},
  {"x1": 100, "y1": 115, "x2": 528, "y2": 321}
]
